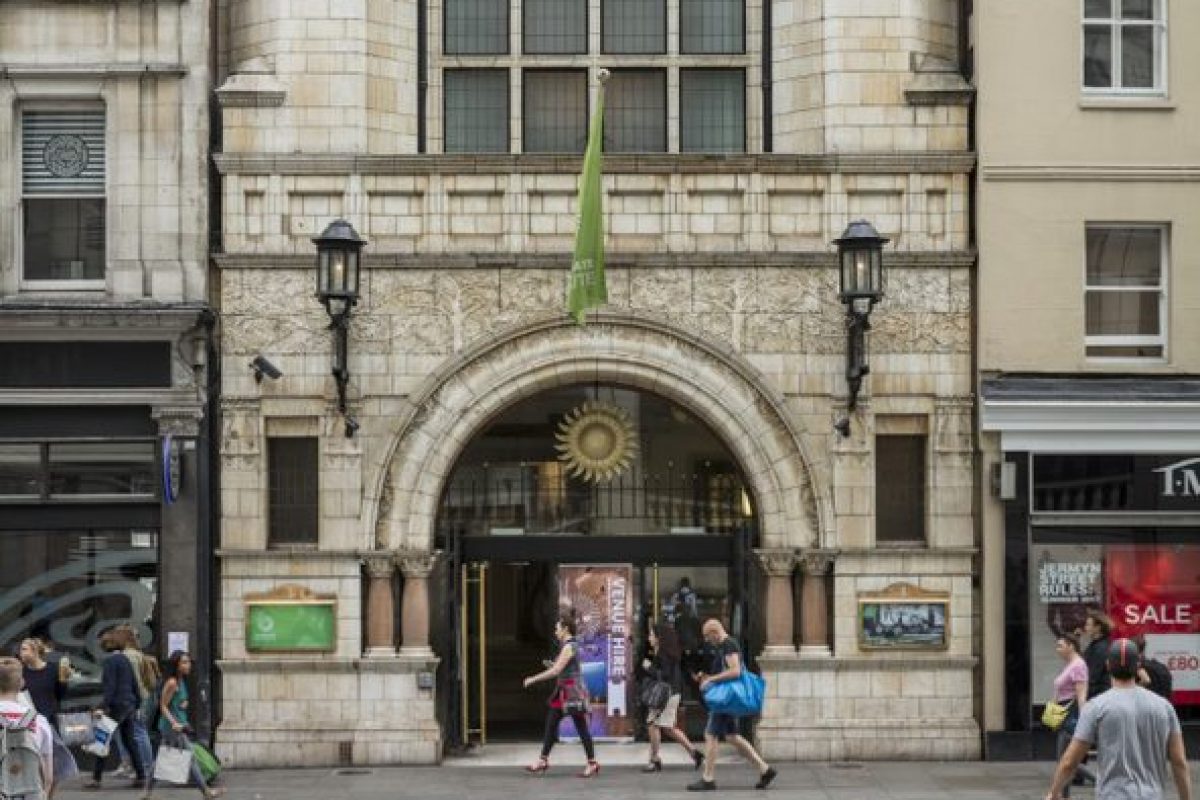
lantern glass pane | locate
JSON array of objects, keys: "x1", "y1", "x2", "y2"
[
  {"x1": 317, "y1": 250, "x2": 331, "y2": 296},
  {"x1": 330, "y1": 250, "x2": 347, "y2": 293},
  {"x1": 348, "y1": 249, "x2": 361, "y2": 296},
  {"x1": 839, "y1": 249, "x2": 853, "y2": 297},
  {"x1": 871, "y1": 248, "x2": 884, "y2": 297}
]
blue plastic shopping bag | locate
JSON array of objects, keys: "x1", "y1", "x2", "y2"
[{"x1": 702, "y1": 669, "x2": 766, "y2": 717}]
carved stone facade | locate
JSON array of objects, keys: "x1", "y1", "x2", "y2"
[{"x1": 214, "y1": 0, "x2": 978, "y2": 766}]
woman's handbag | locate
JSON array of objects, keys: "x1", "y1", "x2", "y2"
[
  {"x1": 153, "y1": 744, "x2": 194, "y2": 784},
  {"x1": 702, "y1": 669, "x2": 766, "y2": 717},
  {"x1": 1041, "y1": 699, "x2": 1074, "y2": 731},
  {"x1": 56, "y1": 712, "x2": 95, "y2": 747},
  {"x1": 559, "y1": 679, "x2": 590, "y2": 714},
  {"x1": 639, "y1": 678, "x2": 672, "y2": 712}
]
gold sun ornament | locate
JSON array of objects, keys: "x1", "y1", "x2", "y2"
[{"x1": 554, "y1": 400, "x2": 639, "y2": 483}]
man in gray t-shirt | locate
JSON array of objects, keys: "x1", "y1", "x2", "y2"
[{"x1": 1046, "y1": 638, "x2": 1192, "y2": 800}]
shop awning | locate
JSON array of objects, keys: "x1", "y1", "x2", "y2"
[{"x1": 981, "y1": 374, "x2": 1200, "y2": 452}]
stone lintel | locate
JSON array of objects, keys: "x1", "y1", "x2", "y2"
[
  {"x1": 216, "y1": 656, "x2": 439, "y2": 674},
  {"x1": 213, "y1": 151, "x2": 977, "y2": 177},
  {"x1": 215, "y1": 250, "x2": 978, "y2": 272},
  {"x1": 756, "y1": 654, "x2": 979, "y2": 672}
]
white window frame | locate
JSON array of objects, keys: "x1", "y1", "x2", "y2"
[
  {"x1": 1081, "y1": 0, "x2": 1168, "y2": 97},
  {"x1": 1083, "y1": 222, "x2": 1168, "y2": 362},
  {"x1": 18, "y1": 101, "x2": 109, "y2": 292}
]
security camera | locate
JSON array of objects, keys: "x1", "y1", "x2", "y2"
[
  {"x1": 344, "y1": 416, "x2": 360, "y2": 439},
  {"x1": 833, "y1": 417, "x2": 851, "y2": 438},
  {"x1": 250, "y1": 355, "x2": 282, "y2": 383}
]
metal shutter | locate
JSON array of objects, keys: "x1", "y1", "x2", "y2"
[{"x1": 22, "y1": 110, "x2": 106, "y2": 195}]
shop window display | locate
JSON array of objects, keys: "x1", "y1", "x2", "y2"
[
  {"x1": 0, "y1": 529, "x2": 158, "y2": 709},
  {"x1": 1030, "y1": 541, "x2": 1200, "y2": 719}
]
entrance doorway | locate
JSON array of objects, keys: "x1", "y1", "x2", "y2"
[
  {"x1": 434, "y1": 384, "x2": 762, "y2": 749},
  {"x1": 450, "y1": 554, "x2": 751, "y2": 747},
  {"x1": 460, "y1": 561, "x2": 558, "y2": 741}
]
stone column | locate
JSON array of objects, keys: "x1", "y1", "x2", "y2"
[
  {"x1": 798, "y1": 550, "x2": 835, "y2": 657},
  {"x1": 755, "y1": 549, "x2": 796, "y2": 655},
  {"x1": 363, "y1": 554, "x2": 397, "y2": 657},
  {"x1": 397, "y1": 551, "x2": 438, "y2": 657}
]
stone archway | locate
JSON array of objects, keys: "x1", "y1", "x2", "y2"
[{"x1": 366, "y1": 311, "x2": 830, "y2": 553}]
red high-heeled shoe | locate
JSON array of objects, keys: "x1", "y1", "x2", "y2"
[
  {"x1": 525, "y1": 758, "x2": 549, "y2": 775},
  {"x1": 578, "y1": 760, "x2": 600, "y2": 779}
]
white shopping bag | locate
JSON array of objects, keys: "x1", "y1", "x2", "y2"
[
  {"x1": 153, "y1": 745, "x2": 193, "y2": 785},
  {"x1": 81, "y1": 714, "x2": 118, "y2": 757}
]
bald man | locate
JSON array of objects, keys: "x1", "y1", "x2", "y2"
[{"x1": 688, "y1": 619, "x2": 777, "y2": 792}]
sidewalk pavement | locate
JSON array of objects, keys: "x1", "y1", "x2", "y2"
[{"x1": 56, "y1": 755, "x2": 1199, "y2": 800}]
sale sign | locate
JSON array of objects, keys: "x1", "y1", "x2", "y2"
[
  {"x1": 1105, "y1": 545, "x2": 1200, "y2": 705},
  {"x1": 557, "y1": 564, "x2": 634, "y2": 740}
]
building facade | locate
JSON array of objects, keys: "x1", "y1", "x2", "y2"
[
  {"x1": 976, "y1": 0, "x2": 1200, "y2": 758},
  {"x1": 0, "y1": 1, "x2": 216, "y2": 730},
  {"x1": 213, "y1": 0, "x2": 978, "y2": 765}
]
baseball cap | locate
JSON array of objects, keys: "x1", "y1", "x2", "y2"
[{"x1": 1106, "y1": 638, "x2": 1141, "y2": 671}]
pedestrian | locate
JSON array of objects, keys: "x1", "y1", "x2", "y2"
[
  {"x1": 521, "y1": 612, "x2": 600, "y2": 778},
  {"x1": 18, "y1": 638, "x2": 65, "y2": 730},
  {"x1": 18, "y1": 637, "x2": 79, "y2": 797},
  {"x1": 33, "y1": 626, "x2": 75, "y2": 688},
  {"x1": 1131, "y1": 634, "x2": 1173, "y2": 700},
  {"x1": 0, "y1": 656, "x2": 54, "y2": 800},
  {"x1": 1045, "y1": 638, "x2": 1192, "y2": 800},
  {"x1": 84, "y1": 628, "x2": 152, "y2": 796},
  {"x1": 640, "y1": 623, "x2": 704, "y2": 773},
  {"x1": 147, "y1": 651, "x2": 223, "y2": 799},
  {"x1": 1046, "y1": 634, "x2": 1088, "y2": 797},
  {"x1": 1080, "y1": 609, "x2": 1113, "y2": 700},
  {"x1": 688, "y1": 619, "x2": 776, "y2": 792},
  {"x1": 113, "y1": 626, "x2": 161, "y2": 753}
]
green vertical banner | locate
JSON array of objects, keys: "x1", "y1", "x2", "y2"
[{"x1": 567, "y1": 70, "x2": 609, "y2": 324}]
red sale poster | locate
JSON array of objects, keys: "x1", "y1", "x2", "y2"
[{"x1": 1105, "y1": 545, "x2": 1200, "y2": 705}]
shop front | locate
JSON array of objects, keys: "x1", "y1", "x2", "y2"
[
  {"x1": 981, "y1": 376, "x2": 1200, "y2": 758},
  {"x1": 0, "y1": 316, "x2": 215, "y2": 735}
]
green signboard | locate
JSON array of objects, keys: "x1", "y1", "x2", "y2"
[{"x1": 245, "y1": 601, "x2": 337, "y2": 653}]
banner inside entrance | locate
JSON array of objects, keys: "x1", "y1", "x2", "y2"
[{"x1": 558, "y1": 564, "x2": 634, "y2": 740}]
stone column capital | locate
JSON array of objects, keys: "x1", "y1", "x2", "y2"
[
  {"x1": 798, "y1": 549, "x2": 837, "y2": 577},
  {"x1": 363, "y1": 553, "x2": 396, "y2": 580},
  {"x1": 396, "y1": 550, "x2": 438, "y2": 579},
  {"x1": 754, "y1": 549, "x2": 796, "y2": 578},
  {"x1": 152, "y1": 404, "x2": 204, "y2": 437}
]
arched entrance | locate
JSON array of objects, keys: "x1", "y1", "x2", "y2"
[
  {"x1": 367, "y1": 313, "x2": 827, "y2": 751},
  {"x1": 436, "y1": 383, "x2": 761, "y2": 745}
]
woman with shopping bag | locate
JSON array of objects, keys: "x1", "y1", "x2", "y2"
[{"x1": 149, "y1": 651, "x2": 223, "y2": 799}]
